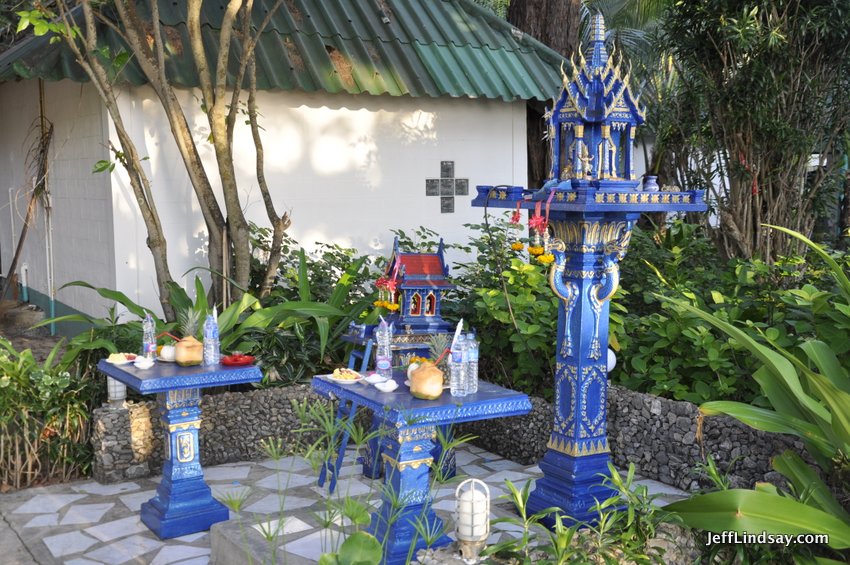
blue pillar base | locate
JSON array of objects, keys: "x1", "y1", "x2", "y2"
[
  {"x1": 369, "y1": 502, "x2": 452, "y2": 565},
  {"x1": 140, "y1": 476, "x2": 229, "y2": 539},
  {"x1": 526, "y1": 450, "x2": 616, "y2": 527}
]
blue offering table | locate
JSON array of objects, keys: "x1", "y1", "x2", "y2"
[
  {"x1": 312, "y1": 374, "x2": 531, "y2": 565},
  {"x1": 97, "y1": 360, "x2": 262, "y2": 539}
]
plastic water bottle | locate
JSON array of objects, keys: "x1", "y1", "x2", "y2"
[
  {"x1": 465, "y1": 332, "x2": 479, "y2": 394},
  {"x1": 450, "y1": 334, "x2": 467, "y2": 397},
  {"x1": 375, "y1": 317, "x2": 393, "y2": 379},
  {"x1": 142, "y1": 313, "x2": 156, "y2": 359},
  {"x1": 203, "y1": 309, "x2": 220, "y2": 366}
]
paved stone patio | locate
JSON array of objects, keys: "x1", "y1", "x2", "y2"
[{"x1": 0, "y1": 444, "x2": 687, "y2": 564}]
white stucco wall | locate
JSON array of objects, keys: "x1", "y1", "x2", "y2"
[
  {"x1": 0, "y1": 79, "x2": 114, "y2": 318},
  {"x1": 110, "y1": 86, "x2": 527, "y2": 315}
]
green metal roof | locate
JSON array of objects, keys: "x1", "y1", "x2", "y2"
[{"x1": 0, "y1": 0, "x2": 564, "y2": 101}]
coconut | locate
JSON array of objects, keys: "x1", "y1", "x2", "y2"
[
  {"x1": 409, "y1": 362, "x2": 444, "y2": 400},
  {"x1": 175, "y1": 336, "x2": 203, "y2": 366}
]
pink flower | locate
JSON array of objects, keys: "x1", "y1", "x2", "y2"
[{"x1": 528, "y1": 214, "x2": 547, "y2": 233}]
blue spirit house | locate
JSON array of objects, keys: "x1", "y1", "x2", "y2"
[{"x1": 472, "y1": 14, "x2": 706, "y2": 525}]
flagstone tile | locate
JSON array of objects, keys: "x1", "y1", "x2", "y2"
[
  {"x1": 258, "y1": 456, "x2": 312, "y2": 472},
  {"x1": 482, "y1": 459, "x2": 522, "y2": 472},
  {"x1": 456, "y1": 464, "x2": 489, "y2": 478},
  {"x1": 251, "y1": 516, "x2": 313, "y2": 538},
  {"x1": 243, "y1": 494, "x2": 317, "y2": 514},
  {"x1": 203, "y1": 465, "x2": 251, "y2": 482},
  {"x1": 255, "y1": 471, "x2": 316, "y2": 491},
  {"x1": 23, "y1": 513, "x2": 59, "y2": 528},
  {"x1": 60, "y1": 503, "x2": 115, "y2": 525},
  {"x1": 486, "y1": 470, "x2": 536, "y2": 486},
  {"x1": 150, "y1": 544, "x2": 210, "y2": 565},
  {"x1": 172, "y1": 532, "x2": 208, "y2": 543},
  {"x1": 71, "y1": 482, "x2": 140, "y2": 496},
  {"x1": 172, "y1": 556, "x2": 209, "y2": 565},
  {"x1": 13, "y1": 493, "x2": 87, "y2": 514},
  {"x1": 84, "y1": 515, "x2": 148, "y2": 542},
  {"x1": 634, "y1": 478, "x2": 688, "y2": 498},
  {"x1": 281, "y1": 529, "x2": 343, "y2": 562},
  {"x1": 64, "y1": 558, "x2": 102, "y2": 565},
  {"x1": 83, "y1": 534, "x2": 163, "y2": 564},
  {"x1": 118, "y1": 490, "x2": 157, "y2": 512},
  {"x1": 42, "y1": 531, "x2": 99, "y2": 558},
  {"x1": 453, "y1": 450, "x2": 479, "y2": 466},
  {"x1": 311, "y1": 477, "x2": 372, "y2": 498}
]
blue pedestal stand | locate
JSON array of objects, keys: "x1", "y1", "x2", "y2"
[
  {"x1": 368, "y1": 424, "x2": 452, "y2": 564},
  {"x1": 97, "y1": 360, "x2": 262, "y2": 539},
  {"x1": 140, "y1": 389, "x2": 229, "y2": 538}
]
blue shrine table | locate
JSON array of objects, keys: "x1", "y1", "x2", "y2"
[
  {"x1": 312, "y1": 374, "x2": 531, "y2": 565},
  {"x1": 97, "y1": 360, "x2": 262, "y2": 539}
]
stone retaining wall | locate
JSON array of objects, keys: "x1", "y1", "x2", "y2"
[
  {"x1": 92, "y1": 383, "x2": 808, "y2": 491},
  {"x1": 461, "y1": 384, "x2": 809, "y2": 490},
  {"x1": 91, "y1": 384, "x2": 321, "y2": 483}
]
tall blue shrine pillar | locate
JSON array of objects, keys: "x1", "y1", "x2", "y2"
[
  {"x1": 471, "y1": 14, "x2": 706, "y2": 526},
  {"x1": 525, "y1": 213, "x2": 635, "y2": 524}
]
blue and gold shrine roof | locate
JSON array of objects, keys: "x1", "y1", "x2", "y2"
[{"x1": 557, "y1": 14, "x2": 645, "y2": 124}]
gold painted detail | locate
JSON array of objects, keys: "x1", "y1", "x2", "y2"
[
  {"x1": 591, "y1": 193, "x2": 692, "y2": 205},
  {"x1": 165, "y1": 388, "x2": 200, "y2": 410},
  {"x1": 564, "y1": 269, "x2": 599, "y2": 279},
  {"x1": 551, "y1": 220, "x2": 629, "y2": 247},
  {"x1": 398, "y1": 428, "x2": 437, "y2": 444},
  {"x1": 176, "y1": 432, "x2": 195, "y2": 463},
  {"x1": 168, "y1": 420, "x2": 201, "y2": 433},
  {"x1": 382, "y1": 453, "x2": 433, "y2": 471},
  {"x1": 547, "y1": 436, "x2": 609, "y2": 457},
  {"x1": 392, "y1": 335, "x2": 432, "y2": 344}
]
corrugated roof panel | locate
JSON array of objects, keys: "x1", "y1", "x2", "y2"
[{"x1": 0, "y1": 0, "x2": 564, "y2": 102}]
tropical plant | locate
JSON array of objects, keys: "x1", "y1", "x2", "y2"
[
  {"x1": 484, "y1": 463, "x2": 672, "y2": 564},
  {"x1": 663, "y1": 226, "x2": 850, "y2": 559},
  {"x1": 0, "y1": 338, "x2": 99, "y2": 488}
]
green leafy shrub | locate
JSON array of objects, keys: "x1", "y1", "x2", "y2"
[
  {"x1": 0, "y1": 339, "x2": 100, "y2": 488},
  {"x1": 665, "y1": 227, "x2": 850, "y2": 561}
]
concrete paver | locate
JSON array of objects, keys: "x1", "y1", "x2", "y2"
[{"x1": 0, "y1": 445, "x2": 688, "y2": 564}]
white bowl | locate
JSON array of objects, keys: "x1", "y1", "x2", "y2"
[
  {"x1": 374, "y1": 380, "x2": 399, "y2": 392},
  {"x1": 134, "y1": 358, "x2": 154, "y2": 370},
  {"x1": 365, "y1": 373, "x2": 389, "y2": 384}
]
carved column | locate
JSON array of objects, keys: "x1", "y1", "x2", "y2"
[
  {"x1": 141, "y1": 389, "x2": 228, "y2": 538},
  {"x1": 369, "y1": 424, "x2": 451, "y2": 564},
  {"x1": 526, "y1": 213, "x2": 635, "y2": 525}
]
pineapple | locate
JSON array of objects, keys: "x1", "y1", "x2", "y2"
[
  {"x1": 177, "y1": 308, "x2": 201, "y2": 338},
  {"x1": 175, "y1": 309, "x2": 203, "y2": 366},
  {"x1": 428, "y1": 332, "x2": 451, "y2": 373}
]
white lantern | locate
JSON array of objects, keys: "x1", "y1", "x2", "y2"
[
  {"x1": 106, "y1": 376, "x2": 126, "y2": 406},
  {"x1": 455, "y1": 478, "x2": 489, "y2": 563}
]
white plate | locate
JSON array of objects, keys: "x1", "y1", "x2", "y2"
[
  {"x1": 327, "y1": 373, "x2": 364, "y2": 385},
  {"x1": 106, "y1": 358, "x2": 133, "y2": 366}
]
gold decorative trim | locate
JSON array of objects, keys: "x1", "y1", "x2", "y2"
[
  {"x1": 398, "y1": 428, "x2": 437, "y2": 443},
  {"x1": 168, "y1": 420, "x2": 201, "y2": 433},
  {"x1": 382, "y1": 453, "x2": 433, "y2": 471},
  {"x1": 591, "y1": 192, "x2": 693, "y2": 205},
  {"x1": 547, "y1": 436, "x2": 609, "y2": 457}
]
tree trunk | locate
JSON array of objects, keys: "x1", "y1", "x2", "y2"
[
  {"x1": 508, "y1": 0, "x2": 581, "y2": 189},
  {"x1": 839, "y1": 172, "x2": 850, "y2": 250}
]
